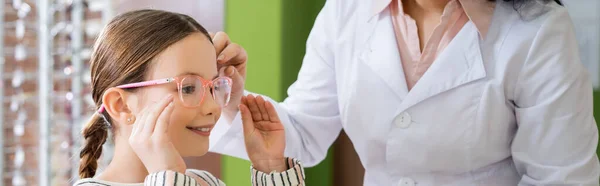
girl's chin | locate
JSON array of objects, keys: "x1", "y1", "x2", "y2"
[
  {"x1": 174, "y1": 135, "x2": 209, "y2": 156},
  {"x1": 178, "y1": 146, "x2": 209, "y2": 157}
]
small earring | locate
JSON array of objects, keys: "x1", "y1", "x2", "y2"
[{"x1": 127, "y1": 118, "x2": 132, "y2": 123}]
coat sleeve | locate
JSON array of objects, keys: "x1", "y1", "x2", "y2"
[
  {"x1": 511, "y1": 5, "x2": 600, "y2": 185},
  {"x1": 209, "y1": 0, "x2": 343, "y2": 167}
]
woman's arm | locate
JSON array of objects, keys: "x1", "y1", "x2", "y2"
[
  {"x1": 512, "y1": 5, "x2": 600, "y2": 185},
  {"x1": 209, "y1": 0, "x2": 343, "y2": 167}
]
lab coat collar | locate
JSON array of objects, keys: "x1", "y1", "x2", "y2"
[
  {"x1": 370, "y1": 0, "x2": 495, "y2": 38},
  {"x1": 397, "y1": 21, "x2": 487, "y2": 112},
  {"x1": 360, "y1": 10, "x2": 487, "y2": 112}
]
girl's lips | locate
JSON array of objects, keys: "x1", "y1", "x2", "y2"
[{"x1": 186, "y1": 125, "x2": 214, "y2": 136}]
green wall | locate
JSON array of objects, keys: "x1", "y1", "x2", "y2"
[
  {"x1": 281, "y1": 0, "x2": 332, "y2": 185},
  {"x1": 223, "y1": 0, "x2": 329, "y2": 185},
  {"x1": 595, "y1": 91, "x2": 600, "y2": 156},
  {"x1": 222, "y1": 1, "x2": 281, "y2": 185}
]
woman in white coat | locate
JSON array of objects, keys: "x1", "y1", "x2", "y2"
[{"x1": 210, "y1": 0, "x2": 600, "y2": 185}]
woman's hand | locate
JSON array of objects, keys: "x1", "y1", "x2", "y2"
[
  {"x1": 128, "y1": 94, "x2": 187, "y2": 174},
  {"x1": 211, "y1": 32, "x2": 247, "y2": 122},
  {"x1": 239, "y1": 95, "x2": 287, "y2": 173}
]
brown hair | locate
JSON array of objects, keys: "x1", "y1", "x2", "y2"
[{"x1": 79, "y1": 9, "x2": 212, "y2": 178}]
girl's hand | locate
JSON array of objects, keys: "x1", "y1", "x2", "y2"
[
  {"x1": 239, "y1": 95, "x2": 287, "y2": 173},
  {"x1": 129, "y1": 95, "x2": 187, "y2": 173}
]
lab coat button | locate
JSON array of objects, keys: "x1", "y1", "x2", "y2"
[
  {"x1": 394, "y1": 112, "x2": 412, "y2": 128},
  {"x1": 398, "y1": 177, "x2": 415, "y2": 186}
]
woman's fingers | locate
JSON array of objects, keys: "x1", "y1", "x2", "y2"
[
  {"x1": 212, "y1": 32, "x2": 231, "y2": 57},
  {"x1": 255, "y1": 96, "x2": 270, "y2": 121},
  {"x1": 217, "y1": 43, "x2": 248, "y2": 67},
  {"x1": 245, "y1": 95, "x2": 263, "y2": 121},
  {"x1": 142, "y1": 95, "x2": 174, "y2": 135},
  {"x1": 154, "y1": 100, "x2": 175, "y2": 135}
]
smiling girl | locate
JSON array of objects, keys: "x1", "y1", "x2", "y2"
[{"x1": 73, "y1": 9, "x2": 303, "y2": 186}]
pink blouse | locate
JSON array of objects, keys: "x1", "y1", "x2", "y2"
[{"x1": 372, "y1": 0, "x2": 495, "y2": 90}]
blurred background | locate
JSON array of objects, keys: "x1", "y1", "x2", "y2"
[{"x1": 0, "y1": 0, "x2": 597, "y2": 185}]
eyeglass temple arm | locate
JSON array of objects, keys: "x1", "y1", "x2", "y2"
[
  {"x1": 97, "y1": 77, "x2": 175, "y2": 113},
  {"x1": 116, "y1": 77, "x2": 174, "y2": 88}
]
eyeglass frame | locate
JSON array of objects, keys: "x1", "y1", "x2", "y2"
[{"x1": 97, "y1": 75, "x2": 233, "y2": 113}]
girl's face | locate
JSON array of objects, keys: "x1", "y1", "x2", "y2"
[{"x1": 132, "y1": 33, "x2": 220, "y2": 157}]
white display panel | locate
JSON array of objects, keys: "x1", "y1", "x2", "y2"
[{"x1": 115, "y1": 0, "x2": 224, "y2": 32}]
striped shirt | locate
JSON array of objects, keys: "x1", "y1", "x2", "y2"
[{"x1": 73, "y1": 158, "x2": 305, "y2": 186}]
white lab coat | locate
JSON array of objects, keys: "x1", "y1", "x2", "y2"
[{"x1": 210, "y1": 0, "x2": 600, "y2": 185}]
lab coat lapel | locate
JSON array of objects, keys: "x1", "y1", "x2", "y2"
[
  {"x1": 358, "y1": 10, "x2": 409, "y2": 100},
  {"x1": 397, "y1": 22, "x2": 487, "y2": 112}
]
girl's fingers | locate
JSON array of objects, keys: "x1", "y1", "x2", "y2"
[
  {"x1": 239, "y1": 104, "x2": 255, "y2": 137},
  {"x1": 136, "y1": 103, "x2": 153, "y2": 135},
  {"x1": 245, "y1": 95, "x2": 263, "y2": 121},
  {"x1": 142, "y1": 95, "x2": 174, "y2": 135},
  {"x1": 255, "y1": 96, "x2": 270, "y2": 121},
  {"x1": 131, "y1": 105, "x2": 150, "y2": 136},
  {"x1": 264, "y1": 101, "x2": 281, "y2": 123},
  {"x1": 154, "y1": 101, "x2": 175, "y2": 135},
  {"x1": 241, "y1": 96, "x2": 247, "y2": 106}
]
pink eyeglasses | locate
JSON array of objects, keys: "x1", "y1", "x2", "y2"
[{"x1": 97, "y1": 75, "x2": 232, "y2": 113}]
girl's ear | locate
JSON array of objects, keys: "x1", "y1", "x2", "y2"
[{"x1": 101, "y1": 87, "x2": 135, "y2": 126}]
